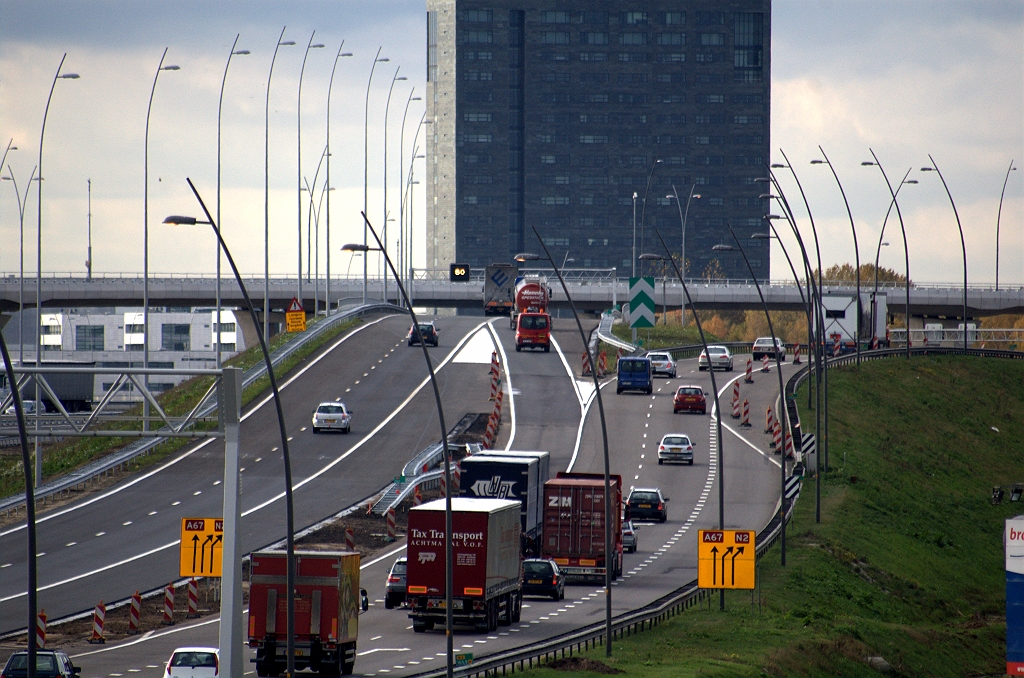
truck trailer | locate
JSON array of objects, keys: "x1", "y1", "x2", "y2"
[
  {"x1": 542, "y1": 472, "x2": 623, "y2": 582},
  {"x1": 406, "y1": 498, "x2": 522, "y2": 633},
  {"x1": 509, "y1": 276, "x2": 550, "y2": 329},
  {"x1": 248, "y1": 550, "x2": 364, "y2": 676},
  {"x1": 484, "y1": 264, "x2": 518, "y2": 316},
  {"x1": 459, "y1": 451, "x2": 550, "y2": 555}
]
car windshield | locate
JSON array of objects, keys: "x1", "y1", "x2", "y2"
[
  {"x1": 170, "y1": 653, "x2": 217, "y2": 668},
  {"x1": 630, "y1": 492, "x2": 659, "y2": 503},
  {"x1": 708, "y1": 347, "x2": 727, "y2": 355},
  {"x1": 317, "y1": 405, "x2": 345, "y2": 415},
  {"x1": 6, "y1": 656, "x2": 57, "y2": 672},
  {"x1": 417, "y1": 324, "x2": 434, "y2": 333},
  {"x1": 663, "y1": 436, "x2": 689, "y2": 446},
  {"x1": 649, "y1": 354, "x2": 669, "y2": 361},
  {"x1": 520, "y1": 315, "x2": 548, "y2": 330},
  {"x1": 677, "y1": 387, "x2": 701, "y2": 396},
  {"x1": 620, "y1": 359, "x2": 648, "y2": 373},
  {"x1": 523, "y1": 561, "x2": 553, "y2": 576},
  {"x1": 391, "y1": 561, "x2": 407, "y2": 575}
]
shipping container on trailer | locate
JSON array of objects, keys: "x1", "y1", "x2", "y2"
[
  {"x1": 248, "y1": 550, "x2": 363, "y2": 677},
  {"x1": 542, "y1": 473, "x2": 623, "y2": 582},
  {"x1": 460, "y1": 452, "x2": 550, "y2": 554},
  {"x1": 406, "y1": 498, "x2": 522, "y2": 633}
]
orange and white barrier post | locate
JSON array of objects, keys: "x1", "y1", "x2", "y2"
[
  {"x1": 731, "y1": 381, "x2": 740, "y2": 408},
  {"x1": 832, "y1": 335, "x2": 841, "y2": 357},
  {"x1": 127, "y1": 592, "x2": 141, "y2": 635},
  {"x1": 413, "y1": 486, "x2": 422, "y2": 507},
  {"x1": 453, "y1": 463, "x2": 461, "y2": 493},
  {"x1": 740, "y1": 399, "x2": 751, "y2": 427},
  {"x1": 793, "y1": 344, "x2": 802, "y2": 364},
  {"x1": 765, "y1": 405, "x2": 774, "y2": 434},
  {"x1": 744, "y1": 358, "x2": 753, "y2": 383},
  {"x1": 597, "y1": 351, "x2": 607, "y2": 377},
  {"x1": 761, "y1": 355, "x2": 770, "y2": 372},
  {"x1": 36, "y1": 610, "x2": 46, "y2": 649},
  {"x1": 345, "y1": 526, "x2": 355, "y2": 551},
  {"x1": 489, "y1": 352, "x2": 500, "y2": 400},
  {"x1": 386, "y1": 508, "x2": 397, "y2": 541},
  {"x1": 163, "y1": 584, "x2": 175, "y2": 625},
  {"x1": 440, "y1": 470, "x2": 447, "y2": 497},
  {"x1": 870, "y1": 336, "x2": 879, "y2": 350},
  {"x1": 785, "y1": 430, "x2": 795, "y2": 460},
  {"x1": 90, "y1": 601, "x2": 106, "y2": 643},
  {"x1": 187, "y1": 579, "x2": 200, "y2": 618},
  {"x1": 772, "y1": 420, "x2": 782, "y2": 451},
  {"x1": 581, "y1": 352, "x2": 592, "y2": 376}
]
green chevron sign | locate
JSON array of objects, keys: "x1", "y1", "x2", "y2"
[{"x1": 629, "y1": 277, "x2": 656, "y2": 329}]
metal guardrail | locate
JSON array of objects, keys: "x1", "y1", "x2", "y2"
[
  {"x1": 595, "y1": 310, "x2": 637, "y2": 353},
  {"x1": 0, "y1": 303, "x2": 405, "y2": 516}
]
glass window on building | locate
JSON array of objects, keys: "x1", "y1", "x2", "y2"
[
  {"x1": 76, "y1": 325, "x2": 104, "y2": 351},
  {"x1": 161, "y1": 324, "x2": 191, "y2": 351}
]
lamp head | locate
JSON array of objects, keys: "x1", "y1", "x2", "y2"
[
  {"x1": 161, "y1": 65, "x2": 180, "y2": 71},
  {"x1": 861, "y1": 161, "x2": 876, "y2": 166},
  {"x1": 163, "y1": 215, "x2": 198, "y2": 225},
  {"x1": 311, "y1": 43, "x2": 325, "y2": 49},
  {"x1": 751, "y1": 233, "x2": 774, "y2": 240},
  {"x1": 514, "y1": 252, "x2": 540, "y2": 263},
  {"x1": 396, "y1": 76, "x2": 408, "y2": 81},
  {"x1": 280, "y1": 41, "x2": 296, "y2": 46},
  {"x1": 233, "y1": 49, "x2": 251, "y2": 56},
  {"x1": 341, "y1": 52, "x2": 353, "y2": 57},
  {"x1": 810, "y1": 159, "x2": 825, "y2": 165},
  {"x1": 770, "y1": 163, "x2": 786, "y2": 168},
  {"x1": 754, "y1": 177, "x2": 770, "y2": 183},
  {"x1": 638, "y1": 253, "x2": 664, "y2": 261},
  {"x1": 60, "y1": 73, "x2": 80, "y2": 79},
  {"x1": 758, "y1": 194, "x2": 774, "y2": 199},
  {"x1": 411, "y1": 96, "x2": 423, "y2": 101},
  {"x1": 904, "y1": 179, "x2": 919, "y2": 184},
  {"x1": 712, "y1": 244, "x2": 735, "y2": 252},
  {"x1": 692, "y1": 194, "x2": 701, "y2": 199},
  {"x1": 920, "y1": 167, "x2": 935, "y2": 172},
  {"x1": 377, "y1": 57, "x2": 390, "y2": 62},
  {"x1": 342, "y1": 243, "x2": 370, "y2": 253}
]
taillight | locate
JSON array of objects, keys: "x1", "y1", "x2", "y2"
[
  {"x1": 387, "y1": 575, "x2": 400, "y2": 583},
  {"x1": 657, "y1": 502, "x2": 664, "y2": 510},
  {"x1": 551, "y1": 574, "x2": 558, "y2": 585},
  {"x1": 165, "y1": 660, "x2": 173, "y2": 676},
  {"x1": 658, "y1": 445, "x2": 665, "y2": 452},
  {"x1": 687, "y1": 446, "x2": 692, "y2": 451},
  {"x1": 214, "y1": 655, "x2": 219, "y2": 676}
]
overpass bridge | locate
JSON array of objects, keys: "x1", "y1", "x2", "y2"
[{"x1": 1, "y1": 271, "x2": 1022, "y2": 320}]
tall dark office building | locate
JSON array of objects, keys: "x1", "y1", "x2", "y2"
[{"x1": 425, "y1": 1, "x2": 770, "y2": 280}]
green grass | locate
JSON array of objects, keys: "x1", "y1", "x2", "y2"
[
  {"x1": 0, "y1": 315, "x2": 362, "y2": 499},
  {"x1": 611, "y1": 322, "x2": 724, "y2": 351},
  {"x1": 524, "y1": 355, "x2": 1023, "y2": 677}
]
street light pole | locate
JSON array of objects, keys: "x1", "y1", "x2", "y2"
[
  {"x1": 869, "y1": 171, "x2": 916, "y2": 349},
  {"x1": 382, "y1": 68, "x2": 408, "y2": 305},
  {"x1": 638, "y1": 158, "x2": 662, "y2": 278},
  {"x1": 265, "y1": 27, "x2": 295, "y2": 345},
  {"x1": 921, "y1": 156, "x2": 969, "y2": 353},
  {"x1": 516, "y1": 234, "x2": 617, "y2": 655},
  {"x1": 297, "y1": 33, "x2": 325, "y2": 307},
  {"x1": 398, "y1": 89, "x2": 421, "y2": 296},
  {"x1": 1, "y1": 165, "x2": 36, "y2": 368},
  {"x1": 145, "y1": 48, "x2": 180, "y2": 433},
  {"x1": 325, "y1": 42, "x2": 353, "y2": 316},
  {"x1": 995, "y1": 160, "x2": 1017, "y2": 291},
  {"x1": 811, "y1": 147, "x2": 861, "y2": 366},
  {"x1": 668, "y1": 183, "x2": 699, "y2": 326},
  {"x1": 714, "y1": 223, "x2": 790, "y2": 566},
  {"x1": 363, "y1": 47, "x2": 388, "y2": 305},
  {"x1": 217, "y1": 35, "x2": 250, "y2": 369}
]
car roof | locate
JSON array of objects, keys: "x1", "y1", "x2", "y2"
[
  {"x1": 317, "y1": 402, "x2": 346, "y2": 408},
  {"x1": 660, "y1": 433, "x2": 690, "y2": 439},
  {"x1": 676, "y1": 384, "x2": 702, "y2": 389},
  {"x1": 629, "y1": 487, "x2": 661, "y2": 494},
  {"x1": 170, "y1": 647, "x2": 219, "y2": 653},
  {"x1": 523, "y1": 557, "x2": 556, "y2": 563},
  {"x1": 394, "y1": 556, "x2": 407, "y2": 564}
]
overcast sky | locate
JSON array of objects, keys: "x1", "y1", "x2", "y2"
[{"x1": 1, "y1": 0, "x2": 1021, "y2": 286}]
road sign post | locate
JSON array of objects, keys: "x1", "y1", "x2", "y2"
[
  {"x1": 219, "y1": 367, "x2": 243, "y2": 678},
  {"x1": 628, "y1": 277, "x2": 655, "y2": 329},
  {"x1": 698, "y1": 529, "x2": 756, "y2": 590}
]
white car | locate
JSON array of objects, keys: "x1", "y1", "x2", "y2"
[
  {"x1": 657, "y1": 434, "x2": 694, "y2": 465},
  {"x1": 646, "y1": 352, "x2": 677, "y2": 378},
  {"x1": 752, "y1": 337, "x2": 787, "y2": 361},
  {"x1": 698, "y1": 345, "x2": 734, "y2": 371},
  {"x1": 164, "y1": 647, "x2": 219, "y2": 678},
  {"x1": 311, "y1": 402, "x2": 352, "y2": 434}
]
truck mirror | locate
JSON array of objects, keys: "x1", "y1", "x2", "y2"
[{"x1": 360, "y1": 588, "x2": 369, "y2": 612}]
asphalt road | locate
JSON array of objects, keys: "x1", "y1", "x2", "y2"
[
  {"x1": 0, "y1": 313, "x2": 503, "y2": 633},
  {"x1": 50, "y1": 321, "x2": 800, "y2": 678}
]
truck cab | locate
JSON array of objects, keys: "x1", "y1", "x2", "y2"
[{"x1": 515, "y1": 313, "x2": 551, "y2": 352}]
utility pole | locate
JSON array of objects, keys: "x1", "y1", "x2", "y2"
[{"x1": 86, "y1": 179, "x2": 93, "y2": 281}]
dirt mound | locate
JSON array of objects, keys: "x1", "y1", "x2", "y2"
[{"x1": 546, "y1": 657, "x2": 623, "y2": 674}]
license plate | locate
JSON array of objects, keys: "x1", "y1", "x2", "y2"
[
  {"x1": 670, "y1": 448, "x2": 681, "y2": 453},
  {"x1": 528, "y1": 579, "x2": 543, "y2": 584},
  {"x1": 639, "y1": 504, "x2": 651, "y2": 509},
  {"x1": 324, "y1": 419, "x2": 336, "y2": 424},
  {"x1": 294, "y1": 650, "x2": 304, "y2": 657}
]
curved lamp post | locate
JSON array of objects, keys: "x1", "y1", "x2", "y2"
[
  {"x1": 713, "y1": 222, "x2": 790, "y2": 566},
  {"x1": 297, "y1": 33, "x2": 325, "y2": 304},
  {"x1": 217, "y1": 35, "x2": 250, "y2": 368},
  {"x1": 382, "y1": 69, "x2": 408, "y2": 305},
  {"x1": 345, "y1": 214, "x2": 457, "y2": 677},
  {"x1": 811, "y1": 147, "x2": 861, "y2": 366},
  {"x1": 920, "y1": 156, "x2": 969, "y2": 353},
  {"x1": 862, "y1": 151, "x2": 912, "y2": 358},
  {"x1": 144, "y1": 49, "x2": 179, "y2": 432},
  {"x1": 638, "y1": 158, "x2": 662, "y2": 278},
  {"x1": 516, "y1": 227, "x2": 616, "y2": 656},
  {"x1": 667, "y1": 184, "x2": 700, "y2": 326},
  {"x1": 640, "y1": 246, "x2": 729, "y2": 602},
  {"x1": 264, "y1": 28, "x2": 295, "y2": 343},
  {"x1": 404, "y1": 116, "x2": 431, "y2": 292},
  {"x1": 995, "y1": 161, "x2": 1017, "y2": 291},
  {"x1": 868, "y1": 170, "x2": 916, "y2": 349},
  {"x1": 363, "y1": 48, "x2": 388, "y2": 304},
  {"x1": 165, "y1": 177, "x2": 299, "y2": 678},
  {"x1": 2, "y1": 164, "x2": 37, "y2": 367},
  {"x1": 325, "y1": 42, "x2": 353, "y2": 315},
  {"x1": 398, "y1": 90, "x2": 422, "y2": 294}
]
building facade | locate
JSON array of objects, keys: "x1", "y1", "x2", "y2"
[{"x1": 425, "y1": 0, "x2": 771, "y2": 280}]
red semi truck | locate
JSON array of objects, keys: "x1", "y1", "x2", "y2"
[
  {"x1": 406, "y1": 498, "x2": 523, "y2": 633},
  {"x1": 511, "y1": 277, "x2": 552, "y2": 352},
  {"x1": 509, "y1": 277, "x2": 550, "y2": 328},
  {"x1": 542, "y1": 472, "x2": 623, "y2": 582},
  {"x1": 248, "y1": 550, "x2": 366, "y2": 676}
]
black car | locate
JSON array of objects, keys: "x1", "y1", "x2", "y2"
[
  {"x1": 408, "y1": 322, "x2": 439, "y2": 347},
  {"x1": 2, "y1": 651, "x2": 80, "y2": 678},
  {"x1": 627, "y1": 488, "x2": 669, "y2": 523},
  {"x1": 522, "y1": 558, "x2": 564, "y2": 601}
]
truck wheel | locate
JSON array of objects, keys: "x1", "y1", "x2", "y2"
[
  {"x1": 658, "y1": 459, "x2": 663, "y2": 465},
  {"x1": 488, "y1": 599, "x2": 499, "y2": 632},
  {"x1": 544, "y1": 344, "x2": 550, "y2": 353},
  {"x1": 511, "y1": 592, "x2": 522, "y2": 622},
  {"x1": 499, "y1": 593, "x2": 512, "y2": 626},
  {"x1": 413, "y1": 621, "x2": 428, "y2": 633},
  {"x1": 384, "y1": 595, "x2": 394, "y2": 609},
  {"x1": 515, "y1": 345, "x2": 522, "y2": 352}
]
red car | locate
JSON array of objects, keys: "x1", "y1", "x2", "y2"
[{"x1": 673, "y1": 385, "x2": 707, "y2": 414}]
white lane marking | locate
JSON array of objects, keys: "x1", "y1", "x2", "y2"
[
  {"x1": 356, "y1": 648, "x2": 410, "y2": 656},
  {"x1": 485, "y1": 322, "x2": 517, "y2": 450},
  {"x1": 0, "y1": 315, "x2": 394, "y2": 538}
]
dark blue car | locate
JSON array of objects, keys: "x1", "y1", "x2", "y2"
[{"x1": 616, "y1": 357, "x2": 652, "y2": 395}]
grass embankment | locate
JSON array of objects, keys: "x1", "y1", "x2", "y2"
[
  {"x1": 527, "y1": 355, "x2": 1023, "y2": 677},
  {"x1": 610, "y1": 321, "x2": 724, "y2": 351},
  {"x1": 0, "y1": 315, "x2": 363, "y2": 500}
]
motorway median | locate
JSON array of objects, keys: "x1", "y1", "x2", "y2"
[{"x1": 524, "y1": 354, "x2": 1022, "y2": 677}]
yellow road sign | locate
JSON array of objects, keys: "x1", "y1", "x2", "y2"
[
  {"x1": 286, "y1": 311, "x2": 306, "y2": 333},
  {"x1": 698, "y1": 529, "x2": 755, "y2": 590},
  {"x1": 180, "y1": 518, "x2": 224, "y2": 577}
]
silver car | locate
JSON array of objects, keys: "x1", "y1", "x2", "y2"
[
  {"x1": 752, "y1": 337, "x2": 787, "y2": 361},
  {"x1": 621, "y1": 520, "x2": 639, "y2": 553},
  {"x1": 311, "y1": 402, "x2": 352, "y2": 434},
  {"x1": 657, "y1": 433, "x2": 694, "y2": 465},
  {"x1": 698, "y1": 345, "x2": 734, "y2": 371},
  {"x1": 646, "y1": 352, "x2": 677, "y2": 378},
  {"x1": 164, "y1": 648, "x2": 218, "y2": 678}
]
